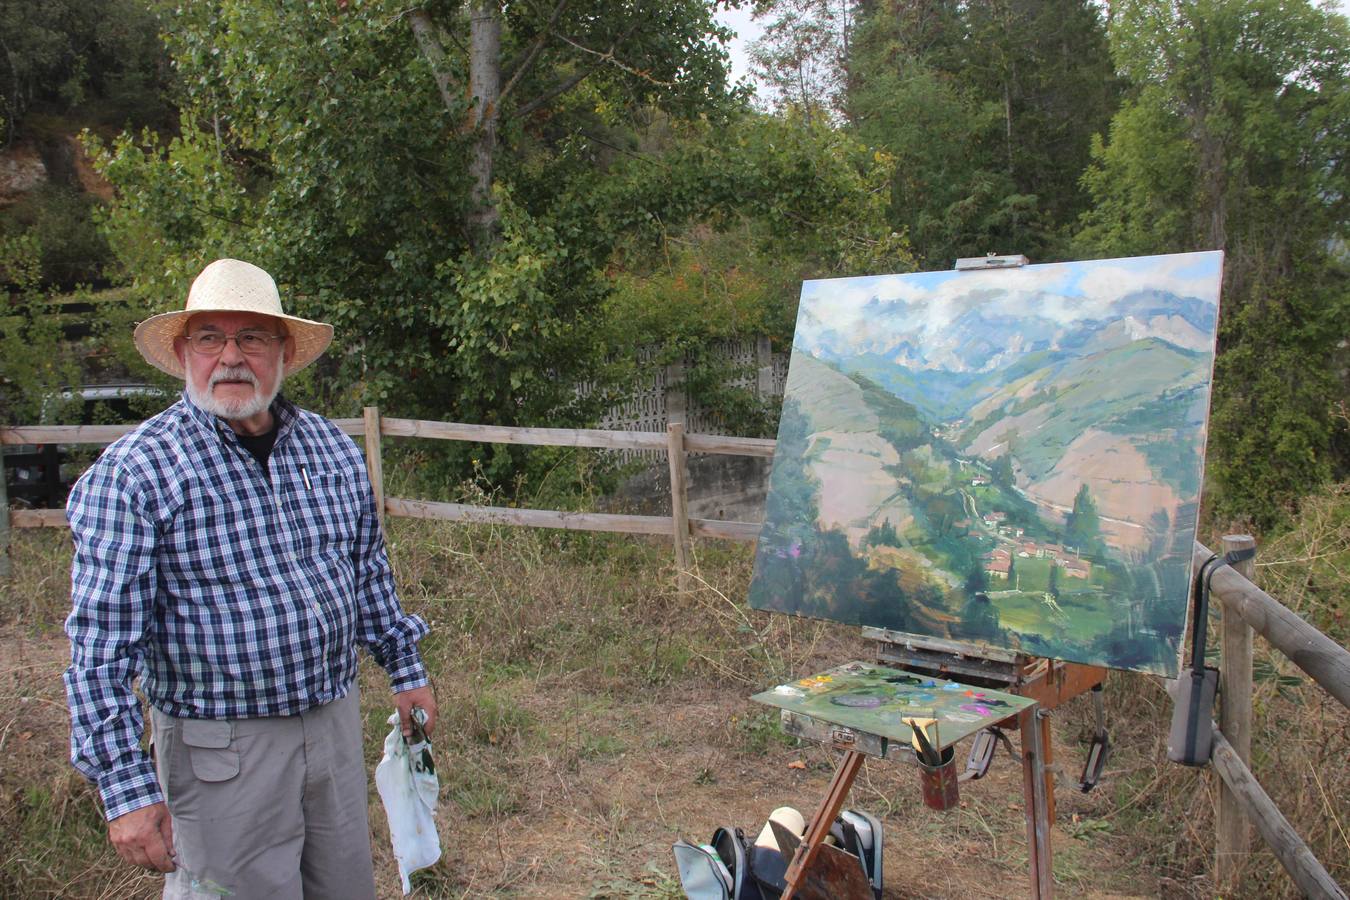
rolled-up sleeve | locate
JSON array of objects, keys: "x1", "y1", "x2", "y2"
[
  {"x1": 64, "y1": 459, "x2": 163, "y2": 821},
  {"x1": 350, "y1": 458, "x2": 428, "y2": 691}
]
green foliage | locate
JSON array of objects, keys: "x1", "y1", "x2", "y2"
[
  {"x1": 0, "y1": 0, "x2": 170, "y2": 143},
  {"x1": 1078, "y1": 0, "x2": 1350, "y2": 529},
  {"x1": 88, "y1": 0, "x2": 737, "y2": 438},
  {"x1": 0, "y1": 235, "x2": 83, "y2": 423},
  {"x1": 956, "y1": 590, "x2": 1003, "y2": 642},
  {"x1": 991, "y1": 453, "x2": 1014, "y2": 488},
  {"x1": 589, "y1": 112, "x2": 912, "y2": 436},
  {"x1": 864, "y1": 518, "x2": 901, "y2": 549},
  {"x1": 0, "y1": 184, "x2": 113, "y2": 287},
  {"x1": 845, "y1": 0, "x2": 1121, "y2": 265},
  {"x1": 88, "y1": 1, "x2": 914, "y2": 492}
]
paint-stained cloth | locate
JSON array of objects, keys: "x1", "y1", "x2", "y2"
[{"x1": 64, "y1": 394, "x2": 428, "y2": 820}]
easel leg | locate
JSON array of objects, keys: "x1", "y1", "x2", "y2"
[
  {"x1": 1020, "y1": 706, "x2": 1054, "y2": 899},
  {"x1": 781, "y1": 749, "x2": 866, "y2": 900},
  {"x1": 1040, "y1": 710, "x2": 1056, "y2": 824}
]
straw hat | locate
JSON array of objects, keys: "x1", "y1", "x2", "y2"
[{"x1": 133, "y1": 259, "x2": 334, "y2": 378}]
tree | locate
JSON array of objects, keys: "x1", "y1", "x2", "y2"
[
  {"x1": 1077, "y1": 0, "x2": 1350, "y2": 528},
  {"x1": 843, "y1": 0, "x2": 1121, "y2": 265},
  {"x1": 991, "y1": 452, "x2": 1014, "y2": 487},
  {"x1": 964, "y1": 559, "x2": 987, "y2": 595},
  {"x1": 0, "y1": 0, "x2": 170, "y2": 146},
  {"x1": 1063, "y1": 483, "x2": 1101, "y2": 553},
  {"x1": 91, "y1": 1, "x2": 911, "y2": 479},
  {"x1": 957, "y1": 591, "x2": 1001, "y2": 641},
  {"x1": 0, "y1": 235, "x2": 83, "y2": 423},
  {"x1": 90, "y1": 1, "x2": 736, "y2": 446},
  {"x1": 400, "y1": 0, "x2": 736, "y2": 251},
  {"x1": 749, "y1": 0, "x2": 856, "y2": 123},
  {"x1": 866, "y1": 517, "x2": 900, "y2": 548}
]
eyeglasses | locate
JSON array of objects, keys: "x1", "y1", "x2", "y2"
[{"x1": 183, "y1": 329, "x2": 286, "y2": 357}]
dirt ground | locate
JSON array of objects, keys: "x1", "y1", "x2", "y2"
[{"x1": 2, "y1": 624, "x2": 1166, "y2": 899}]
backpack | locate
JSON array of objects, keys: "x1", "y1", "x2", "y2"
[
  {"x1": 673, "y1": 810, "x2": 882, "y2": 900},
  {"x1": 673, "y1": 826, "x2": 763, "y2": 900},
  {"x1": 672, "y1": 840, "x2": 733, "y2": 900}
]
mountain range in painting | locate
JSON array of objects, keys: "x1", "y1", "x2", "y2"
[{"x1": 748, "y1": 252, "x2": 1224, "y2": 676}]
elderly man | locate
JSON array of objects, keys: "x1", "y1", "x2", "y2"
[{"x1": 64, "y1": 258, "x2": 435, "y2": 899}]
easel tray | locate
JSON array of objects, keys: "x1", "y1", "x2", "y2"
[{"x1": 751, "y1": 660, "x2": 1036, "y2": 751}]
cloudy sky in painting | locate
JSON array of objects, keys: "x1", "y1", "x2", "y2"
[{"x1": 793, "y1": 252, "x2": 1224, "y2": 352}]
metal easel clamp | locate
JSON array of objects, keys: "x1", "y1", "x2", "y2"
[
  {"x1": 1078, "y1": 683, "x2": 1111, "y2": 793},
  {"x1": 961, "y1": 726, "x2": 1015, "y2": 782},
  {"x1": 954, "y1": 253, "x2": 1030, "y2": 270}
]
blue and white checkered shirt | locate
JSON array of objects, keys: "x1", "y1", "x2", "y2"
[{"x1": 64, "y1": 394, "x2": 429, "y2": 820}]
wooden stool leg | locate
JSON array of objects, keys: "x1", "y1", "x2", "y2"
[{"x1": 781, "y1": 749, "x2": 866, "y2": 900}]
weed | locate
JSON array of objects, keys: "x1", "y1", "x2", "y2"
[
  {"x1": 446, "y1": 768, "x2": 521, "y2": 819},
  {"x1": 733, "y1": 709, "x2": 798, "y2": 755}
]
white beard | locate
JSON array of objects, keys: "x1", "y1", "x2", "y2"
[{"x1": 186, "y1": 363, "x2": 283, "y2": 421}]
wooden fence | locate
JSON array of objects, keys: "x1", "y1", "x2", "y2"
[
  {"x1": 1190, "y1": 539, "x2": 1350, "y2": 900},
  {"x1": 1, "y1": 412, "x2": 1347, "y2": 897},
  {"x1": 0, "y1": 409, "x2": 773, "y2": 589}
]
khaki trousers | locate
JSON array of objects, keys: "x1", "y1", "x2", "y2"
[{"x1": 150, "y1": 687, "x2": 377, "y2": 900}]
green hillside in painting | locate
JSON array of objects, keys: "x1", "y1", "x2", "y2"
[{"x1": 751, "y1": 351, "x2": 1186, "y2": 674}]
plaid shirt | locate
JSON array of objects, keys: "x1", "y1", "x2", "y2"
[{"x1": 65, "y1": 394, "x2": 429, "y2": 820}]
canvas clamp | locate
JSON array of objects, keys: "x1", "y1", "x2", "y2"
[{"x1": 1166, "y1": 547, "x2": 1255, "y2": 766}]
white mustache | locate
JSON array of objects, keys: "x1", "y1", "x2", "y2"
[{"x1": 209, "y1": 365, "x2": 259, "y2": 388}]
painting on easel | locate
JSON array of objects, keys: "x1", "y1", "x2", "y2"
[{"x1": 749, "y1": 251, "x2": 1224, "y2": 676}]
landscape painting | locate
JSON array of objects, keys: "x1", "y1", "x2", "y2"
[{"x1": 748, "y1": 252, "x2": 1224, "y2": 676}]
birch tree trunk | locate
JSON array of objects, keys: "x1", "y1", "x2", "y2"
[{"x1": 467, "y1": 0, "x2": 502, "y2": 251}]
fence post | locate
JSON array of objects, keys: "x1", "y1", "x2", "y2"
[
  {"x1": 1216, "y1": 533, "x2": 1257, "y2": 889},
  {"x1": 363, "y1": 406, "x2": 386, "y2": 532},
  {"x1": 0, "y1": 449, "x2": 9, "y2": 580},
  {"x1": 666, "y1": 422, "x2": 693, "y2": 591}
]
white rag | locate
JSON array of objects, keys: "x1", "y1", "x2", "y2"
[{"x1": 375, "y1": 709, "x2": 442, "y2": 894}]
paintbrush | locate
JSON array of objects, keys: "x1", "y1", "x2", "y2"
[{"x1": 903, "y1": 715, "x2": 941, "y2": 766}]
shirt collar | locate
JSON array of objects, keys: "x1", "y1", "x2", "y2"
[{"x1": 180, "y1": 391, "x2": 299, "y2": 444}]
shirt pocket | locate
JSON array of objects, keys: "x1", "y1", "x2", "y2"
[
  {"x1": 281, "y1": 468, "x2": 359, "y2": 551},
  {"x1": 181, "y1": 719, "x2": 239, "y2": 783}
]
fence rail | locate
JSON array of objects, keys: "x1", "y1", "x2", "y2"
[
  {"x1": 0, "y1": 411, "x2": 769, "y2": 589},
  {"x1": 1194, "y1": 539, "x2": 1349, "y2": 900},
  {"x1": 2, "y1": 415, "x2": 1347, "y2": 897}
]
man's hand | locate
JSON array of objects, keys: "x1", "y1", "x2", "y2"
[
  {"x1": 109, "y1": 801, "x2": 176, "y2": 872},
  {"x1": 394, "y1": 684, "x2": 437, "y2": 739}
]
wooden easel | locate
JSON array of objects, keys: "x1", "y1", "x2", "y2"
[
  {"x1": 867, "y1": 630, "x2": 1106, "y2": 898},
  {"x1": 775, "y1": 253, "x2": 1110, "y2": 898},
  {"x1": 775, "y1": 702, "x2": 1053, "y2": 900}
]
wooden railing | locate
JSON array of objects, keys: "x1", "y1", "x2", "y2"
[
  {"x1": 1192, "y1": 539, "x2": 1350, "y2": 900},
  {"x1": 0, "y1": 409, "x2": 772, "y2": 588},
  {"x1": 3, "y1": 413, "x2": 1347, "y2": 897}
]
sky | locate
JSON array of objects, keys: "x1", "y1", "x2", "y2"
[
  {"x1": 794, "y1": 252, "x2": 1224, "y2": 349},
  {"x1": 717, "y1": 5, "x2": 764, "y2": 87},
  {"x1": 714, "y1": 2, "x2": 1350, "y2": 91}
]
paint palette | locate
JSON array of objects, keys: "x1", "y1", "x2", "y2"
[{"x1": 751, "y1": 661, "x2": 1035, "y2": 749}]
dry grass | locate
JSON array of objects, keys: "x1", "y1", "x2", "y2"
[{"x1": 1, "y1": 482, "x2": 1347, "y2": 898}]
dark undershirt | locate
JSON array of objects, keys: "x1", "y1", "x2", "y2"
[{"x1": 236, "y1": 424, "x2": 279, "y2": 476}]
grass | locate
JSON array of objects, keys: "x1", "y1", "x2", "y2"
[{"x1": 2, "y1": 481, "x2": 1347, "y2": 897}]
